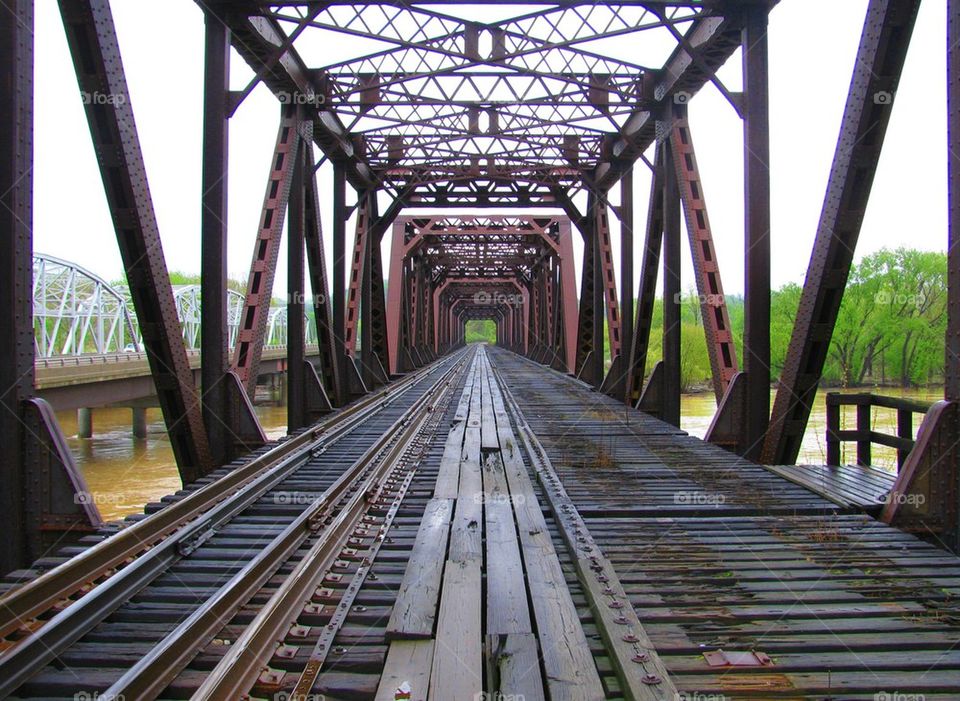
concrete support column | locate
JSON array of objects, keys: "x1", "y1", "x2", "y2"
[
  {"x1": 132, "y1": 407, "x2": 147, "y2": 439},
  {"x1": 78, "y1": 408, "x2": 93, "y2": 439}
]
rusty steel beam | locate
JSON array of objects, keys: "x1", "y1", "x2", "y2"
[
  {"x1": 944, "y1": 0, "x2": 960, "y2": 402},
  {"x1": 0, "y1": 0, "x2": 36, "y2": 573},
  {"x1": 575, "y1": 206, "x2": 598, "y2": 384},
  {"x1": 625, "y1": 143, "x2": 666, "y2": 406},
  {"x1": 59, "y1": 0, "x2": 212, "y2": 482},
  {"x1": 345, "y1": 196, "x2": 372, "y2": 358},
  {"x1": 661, "y1": 137, "x2": 682, "y2": 427},
  {"x1": 556, "y1": 221, "x2": 579, "y2": 373},
  {"x1": 596, "y1": 12, "x2": 752, "y2": 190},
  {"x1": 304, "y1": 150, "x2": 342, "y2": 406},
  {"x1": 332, "y1": 164, "x2": 348, "y2": 398},
  {"x1": 950, "y1": 0, "x2": 960, "y2": 402},
  {"x1": 763, "y1": 0, "x2": 920, "y2": 465},
  {"x1": 200, "y1": 13, "x2": 232, "y2": 465},
  {"x1": 620, "y1": 167, "x2": 635, "y2": 387},
  {"x1": 287, "y1": 139, "x2": 307, "y2": 431},
  {"x1": 386, "y1": 221, "x2": 407, "y2": 375},
  {"x1": 213, "y1": 10, "x2": 375, "y2": 190},
  {"x1": 595, "y1": 201, "x2": 622, "y2": 360},
  {"x1": 669, "y1": 114, "x2": 738, "y2": 403},
  {"x1": 359, "y1": 193, "x2": 390, "y2": 387},
  {"x1": 232, "y1": 107, "x2": 301, "y2": 397},
  {"x1": 740, "y1": 6, "x2": 772, "y2": 461}
]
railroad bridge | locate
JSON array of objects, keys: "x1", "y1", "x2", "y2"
[{"x1": 2, "y1": 0, "x2": 960, "y2": 698}]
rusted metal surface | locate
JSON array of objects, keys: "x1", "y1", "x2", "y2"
[
  {"x1": 345, "y1": 195, "x2": 372, "y2": 359},
  {"x1": 882, "y1": 400, "x2": 960, "y2": 547},
  {"x1": 59, "y1": 0, "x2": 211, "y2": 482},
  {"x1": 669, "y1": 114, "x2": 738, "y2": 403},
  {"x1": 232, "y1": 107, "x2": 301, "y2": 397},
  {"x1": 200, "y1": 14, "x2": 232, "y2": 466},
  {"x1": 950, "y1": 0, "x2": 960, "y2": 402},
  {"x1": 625, "y1": 143, "x2": 666, "y2": 407},
  {"x1": 741, "y1": 6, "x2": 772, "y2": 462},
  {"x1": 303, "y1": 149, "x2": 342, "y2": 406},
  {"x1": 287, "y1": 138, "x2": 307, "y2": 431},
  {"x1": 661, "y1": 139, "x2": 681, "y2": 427},
  {"x1": 0, "y1": 0, "x2": 36, "y2": 575}
]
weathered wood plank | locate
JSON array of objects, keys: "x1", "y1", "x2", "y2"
[
  {"x1": 430, "y1": 559, "x2": 482, "y2": 701},
  {"x1": 485, "y1": 633, "x2": 546, "y2": 701},
  {"x1": 480, "y1": 354, "x2": 499, "y2": 450},
  {"x1": 482, "y1": 352, "x2": 605, "y2": 701},
  {"x1": 386, "y1": 498, "x2": 454, "y2": 639},
  {"x1": 374, "y1": 639, "x2": 434, "y2": 701},
  {"x1": 483, "y1": 466, "x2": 531, "y2": 635}
]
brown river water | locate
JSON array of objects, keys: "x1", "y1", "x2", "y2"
[{"x1": 57, "y1": 387, "x2": 944, "y2": 522}]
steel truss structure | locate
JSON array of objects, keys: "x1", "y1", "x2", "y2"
[
  {"x1": 33, "y1": 254, "x2": 139, "y2": 357},
  {"x1": 2, "y1": 0, "x2": 960, "y2": 571}
]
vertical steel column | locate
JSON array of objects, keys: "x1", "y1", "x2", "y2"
[
  {"x1": 558, "y1": 221, "x2": 579, "y2": 373},
  {"x1": 368, "y1": 201, "x2": 391, "y2": 377},
  {"x1": 950, "y1": 0, "x2": 960, "y2": 402},
  {"x1": 662, "y1": 139, "x2": 682, "y2": 427},
  {"x1": 287, "y1": 141, "x2": 306, "y2": 431},
  {"x1": 575, "y1": 210, "x2": 597, "y2": 381},
  {"x1": 0, "y1": 0, "x2": 35, "y2": 573},
  {"x1": 741, "y1": 7, "x2": 772, "y2": 460},
  {"x1": 620, "y1": 167, "x2": 635, "y2": 387},
  {"x1": 625, "y1": 143, "x2": 665, "y2": 406},
  {"x1": 591, "y1": 196, "x2": 606, "y2": 385},
  {"x1": 303, "y1": 150, "x2": 341, "y2": 406},
  {"x1": 359, "y1": 193, "x2": 384, "y2": 387},
  {"x1": 59, "y1": 0, "x2": 211, "y2": 481},
  {"x1": 332, "y1": 165, "x2": 348, "y2": 397},
  {"x1": 763, "y1": 0, "x2": 920, "y2": 464},
  {"x1": 200, "y1": 14, "x2": 230, "y2": 464}
]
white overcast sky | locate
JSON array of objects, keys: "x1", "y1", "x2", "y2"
[{"x1": 32, "y1": 0, "x2": 947, "y2": 299}]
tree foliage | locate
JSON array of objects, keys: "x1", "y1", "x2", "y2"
[{"x1": 628, "y1": 248, "x2": 947, "y2": 390}]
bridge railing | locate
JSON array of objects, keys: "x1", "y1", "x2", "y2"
[{"x1": 825, "y1": 392, "x2": 933, "y2": 469}]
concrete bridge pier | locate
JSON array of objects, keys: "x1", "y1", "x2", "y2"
[
  {"x1": 132, "y1": 407, "x2": 148, "y2": 439},
  {"x1": 77, "y1": 408, "x2": 93, "y2": 439}
]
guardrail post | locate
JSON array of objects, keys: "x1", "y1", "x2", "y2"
[
  {"x1": 897, "y1": 408, "x2": 913, "y2": 469},
  {"x1": 825, "y1": 395, "x2": 841, "y2": 466},
  {"x1": 856, "y1": 402, "x2": 872, "y2": 467}
]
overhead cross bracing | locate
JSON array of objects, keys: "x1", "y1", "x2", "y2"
[{"x1": 215, "y1": 0, "x2": 751, "y2": 201}]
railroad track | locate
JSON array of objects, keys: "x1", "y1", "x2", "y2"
[{"x1": 0, "y1": 347, "x2": 473, "y2": 699}]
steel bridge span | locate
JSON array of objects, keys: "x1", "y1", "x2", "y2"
[{"x1": 2, "y1": 0, "x2": 960, "y2": 698}]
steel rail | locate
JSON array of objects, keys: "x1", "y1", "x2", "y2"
[
  {"x1": 106, "y1": 348, "x2": 472, "y2": 700},
  {"x1": 0, "y1": 350, "x2": 466, "y2": 695}
]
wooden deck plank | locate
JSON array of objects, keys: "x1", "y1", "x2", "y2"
[
  {"x1": 385, "y1": 498, "x2": 454, "y2": 639},
  {"x1": 374, "y1": 639, "x2": 434, "y2": 701},
  {"x1": 483, "y1": 466, "x2": 531, "y2": 635},
  {"x1": 484, "y1": 354, "x2": 605, "y2": 701},
  {"x1": 429, "y1": 559, "x2": 482, "y2": 701},
  {"x1": 485, "y1": 633, "x2": 546, "y2": 701}
]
